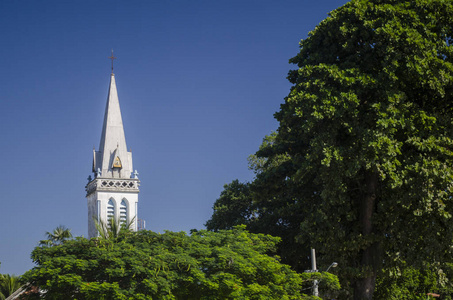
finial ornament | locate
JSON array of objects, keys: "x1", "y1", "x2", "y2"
[{"x1": 108, "y1": 49, "x2": 117, "y2": 73}]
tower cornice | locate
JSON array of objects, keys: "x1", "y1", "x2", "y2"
[{"x1": 86, "y1": 177, "x2": 140, "y2": 196}]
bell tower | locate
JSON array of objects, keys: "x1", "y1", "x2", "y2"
[{"x1": 86, "y1": 60, "x2": 139, "y2": 238}]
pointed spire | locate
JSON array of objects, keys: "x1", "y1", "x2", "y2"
[{"x1": 94, "y1": 72, "x2": 133, "y2": 178}]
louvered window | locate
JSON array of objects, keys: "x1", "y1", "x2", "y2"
[
  {"x1": 120, "y1": 199, "x2": 127, "y2": 224},
  {"x1": 107, "y1": 199, "x2": 115, "y2": 224}
]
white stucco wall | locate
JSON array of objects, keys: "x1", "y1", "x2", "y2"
[{"x1": 87, "y1": 190, "x2": 138, "y2": 238}]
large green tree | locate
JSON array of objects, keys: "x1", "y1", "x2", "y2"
[
  {"x1": 374, "y1": 262, "x2": 453, "y2": 299},
  {"x1": 206, "y1": 178, "x2": 308, "y2": 272},
  {"x1": 207, "y1": 133, "x2": 308, "y2": 272},
  {"x1": 209, "y1": 0, "x2": 453, "y2": 298},
  {"x1": 262, "y1": 0, "x2": 453, "y2": 298},
  {"x1": 21, "y1": 227, "x2": 324, "y2": 299},
  {"x1": 205, "y1": 180, "x2": 254, "y2": 231}
]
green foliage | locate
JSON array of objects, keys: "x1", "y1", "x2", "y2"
[
  {"x1": 94, "y1": 216, "x2": 135, "y2": 240},
  {"x1": 247, "y1": 132, "x2": 290, "y2": 174},
  {"x1": 301, "y1": 272, "x2": 341, "y2": 299},
  {"x1": 279, "y1": 0, "x2": 453, "y2": 290},
  {"x1": 205, "y1": 177, "x2": 308, "y2": 273},
  {"x1": 375, "y1": 263, "x2": 453, "y2": 299},
  {"x1": 207, "y1": 134, "x2": 308, "y2": 272},
  {"x1": 39, "y1": 225, "x2": 73, "y2": 246},
  {"x1": 22, "y1": 227, "x2": 313, "y2": 299},
  {"x1": 207, "y1": 0, "x2": 453, "y2": 298},
  {"x1": 0, "y1": 274, "x2": 21, "y2": 300},
  {"x1": 377, "y1": 266, "x2": 437, "y2": 299},
  {"x1": 205, "y1": 180, "x2": 254, "y2": 231},
  {"x1": 272, "y1": 0, "x2": 453, "y2": 284}
]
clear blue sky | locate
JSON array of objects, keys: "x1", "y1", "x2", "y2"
[{"x1": 0, "y1": 0, "x2": 348, "y2": 275}]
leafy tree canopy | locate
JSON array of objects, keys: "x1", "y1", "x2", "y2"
[
  {"x1": 268, "y1": 0, "x2": 453, "y2": 297},
  {"x1": 21, "y1": 227, "x2": 332, "y2": 299},
  {"x1": 208, "y1": 0, "x2": 453, "y2": 298},
  {"x1": 375, "y1": 263, "x2": 453, "y2": 299},
  {"x1": 205, "y1": 180, "x2": 254, "y2": 231}
]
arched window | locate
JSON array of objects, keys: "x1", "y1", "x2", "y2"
[
  {"x1": 107, "y1": 199, "x2": 115, "y2": 221},
  {"x1": 120, "y1": 199, "x2": 127, "y2": 224}
]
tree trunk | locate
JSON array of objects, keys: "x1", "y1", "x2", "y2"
[{"x1": 354, "y1": 171, "x2": 379, "y2": 300}]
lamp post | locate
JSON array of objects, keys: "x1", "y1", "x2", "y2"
[
  {"x1": 310, "y1": 249, "x2": 319, "y2": 297},
  {"x1": 306, "y1": 249, "x2": 338, "y2": 297},
  {"x1": 326, "y1": 262, "x2": 338, "y2": 273}
]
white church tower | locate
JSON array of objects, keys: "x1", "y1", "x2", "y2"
[{"x1": 86, "y1": 59, "x2": 139, "y2": 238}]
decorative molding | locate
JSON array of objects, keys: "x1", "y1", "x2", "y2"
[{"x1": 86, "y1": 178, "x2": 140, "y2": 196}]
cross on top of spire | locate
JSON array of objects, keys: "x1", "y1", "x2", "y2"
[{"x1": 108, "y1": 49, "x2": 117, "y2": 73}]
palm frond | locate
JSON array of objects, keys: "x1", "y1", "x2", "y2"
[
  {"x1": 0, "y1": 274, "x2": 21, "y2": 299},
  {"x1": 94, "y1": 216, "x2": 135, "y2": 240}
]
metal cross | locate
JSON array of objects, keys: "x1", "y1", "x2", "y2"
[{"x1": 108, "y1": 50, "x2": 117, "y2": 73}]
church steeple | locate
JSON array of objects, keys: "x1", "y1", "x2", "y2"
[
  {"x1": 94, "y1": 73, "x2": 133, "y2": 178},
  {"x1": 86, "y1": 62, "x2": 140, "y2": 238}
]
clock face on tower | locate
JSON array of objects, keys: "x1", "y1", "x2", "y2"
[{"x1": 113, "y1": 156, "x2": 122, "y2": 168}]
